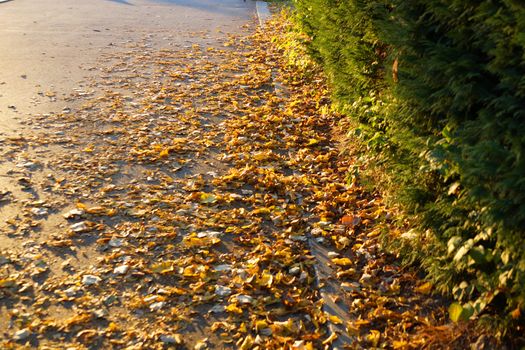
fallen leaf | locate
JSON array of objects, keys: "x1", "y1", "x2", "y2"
[
  {"x1": 414, "y1": 281, "x2": 433, "y2": 294},
  {"x1": 331, "y1": 257, "x2": 352, "y2": 266}
]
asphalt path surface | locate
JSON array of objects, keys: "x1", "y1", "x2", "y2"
[
  {"x1": 0, "y1": 1, "x2": 256, "y2": 345},
  {"x1": 0, "y1": 0, "x2": 255, "y2": 135}
]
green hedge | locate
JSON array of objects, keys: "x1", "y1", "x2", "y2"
[{"x1": 294, "y1": 0, "x2": 525, "y2": 325}]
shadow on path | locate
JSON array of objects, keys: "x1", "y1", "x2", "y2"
[
  {"x1": 106, "y1": 0, "x2": 133, "y2": 4},
  {"x1": 150, "y1": 0, "x2": 251, "y2": 16}
]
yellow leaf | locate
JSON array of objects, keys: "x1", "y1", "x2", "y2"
[
  {"x1": 346, "y1": 322, "x2": 360, "y2": 336},
  {"x1": 257, "y1": 270, "x2": 274, "y2": 288},
  {"x1": 367, "y1": 330, "x2": 381, "y2": 347},
  {"x1": 182, "y1": 265, "x2": 198, "y2": 277},
  {"x1": 367, "y1": 229, "x2": 382, "y2": 238},
  {"x1": 170, "y1": 334, "x2": 183, "y2": 344},
  {"x1": 252, "y1": 207, "x2": 271, "y2": 215},
  {"x1": 331, "y1": 258, "x2": 352, "y2": 266},
  {"x1": 238, "y1": 335, "x2": 254, "y2": 350},
  {"x1": 106, "y1": 322, "x2": 119, "y2": 332},
  {"x1": 159, "y1": 148, "x2": 169, "y2": 158},
  {"x1": 353, "y1": 319, "x2": 371, "y2": 327},
  {"x1": 335, "y1": 237, "x2": 351, "y2": 250},
  {"x1": 200, "y1": 193, "x2": 218, "y2": 204},
  {"x1": 170, "y1": 287, "x2": 188, "y2": 295},
  {"x1": 393, "y1": 340, "x2": 410, "y2": 349},
  {"x1": 63, "y1": 313, "x2": 91, "y2": 327},
  {"x1": 328, "y1": 314, "x2": 343, "y2": 325},
  {"x1": 161, "y1": 175, "x2": 174, "y2": 184},
  {"x1": 0, "y1": 279, "x2": 16, "y2": 288},
  {"x1": 225, "y1": 226, "x2": 237, "y2": 233},
  {"x1": 172, "y1": 137, "x2": 187, "y2": 144},
  {"x1": 183, "y1": 235, "x2": 220, "y2": 248},
  {"x1": 270, "y1": 318, "x2": 296, "y2": 335},
  {"x1": 414, "y1": 282, "x2": 433, "y2": 295},
  {"x1": 210, "y1": 322, "x2": 224, "y2": 332},
  {"x1": 85, "y1": 206, "x2": 106, "y2": 215},
  {"x1": 190, "y1": 281, "x2": 206, "y2": 291},
  {"x1": 225, "y1": 303, "x2": 243, "y2": 314},
  {"x1": 151, "y1": 261, "x2": 175, "y2": 274},
  {"x1": 255, "y1": 320, "x2": 269, "y2": 332},
  {"x1": 252, "y1": 151, "x2": 271, "y2": 161},
  {"x1": 183, "y1": 237, "x2": 206, "y2": 247},
  {"x1": 322, "y1": 332, "x2": 338, "y2": 345},
  {"x1": 292, "y1": 342, "x2": 314, "y2": 350},
  {"x1": 299, "y1": 342, "x2": 314, "y2": 350}
]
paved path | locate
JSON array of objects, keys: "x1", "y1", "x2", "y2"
[
  {"x1": 0, "y1": 0, "x2": 255, "y2": 135},
  {"x1": 0, "y1": 1, "x2": 258, "y2": 347}
]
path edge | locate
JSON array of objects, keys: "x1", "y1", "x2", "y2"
[
  {"x1": 255, "y1": 1, "x2": 272, "y2": 27},
  {"x1": 254, "y1": 3, "x2": 354, "y2": 349}
]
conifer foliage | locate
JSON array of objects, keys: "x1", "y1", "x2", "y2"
[{"x1": 295, "y1": 0, "x2": 525, "y2": 323}]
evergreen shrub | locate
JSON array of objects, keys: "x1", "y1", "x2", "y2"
[{"x1": 294, "y1": 0, "x2": 525, "y2": 324}]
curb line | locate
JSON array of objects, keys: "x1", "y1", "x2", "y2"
[
  {"x1": 253, "y1": 3, "x2": 354, "y2": 349},
  {"x1": 255, "y1": 1, "x2": 271, "y2": 27}
]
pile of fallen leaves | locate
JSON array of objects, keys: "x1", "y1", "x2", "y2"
[{"x1": 0, "y1": 11, "x2": 493, "y2": 350}]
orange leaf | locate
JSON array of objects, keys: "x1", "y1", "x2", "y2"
[
  {"x1": 341, "y1": 215, "x2": 361, "y2": 227},
  {"x1": 511, "y1": 307, "x2": 521, "y2": 319}
]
